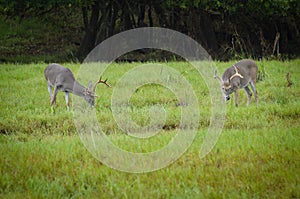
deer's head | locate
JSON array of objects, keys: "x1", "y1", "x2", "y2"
[
  {"x1": 84, "y1": 76, "x2": 111, "y2": 107},
  {"x1": 83, "y1": 81, "x2": 96, "y2": 106},
  {"x1": 214, "y1": 66, "x2": 244, "y2": 102},
  {"x1": 214, "y1": 70, "x2": 234, "y2": 101}
]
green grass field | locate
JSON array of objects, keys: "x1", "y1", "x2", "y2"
[{"x1": 0, "y1": 60, "x2": 299, "y2": 198}]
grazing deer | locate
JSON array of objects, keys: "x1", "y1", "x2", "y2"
[
  {"x1": 44, "y1": 63, "x2": 111, "y2": 110},
  {"x1": 214, "y1": 59, "x2": 258, "y2": 107}
]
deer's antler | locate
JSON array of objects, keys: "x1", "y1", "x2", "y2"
[
  {"x1": 229, "y1": 65, "x2": 244, "y2": 80},
  {"x1": 93, "y1": 76, "x2": 111, "y2": 92},
  {"x1": 214, "y1": 69, "x2": 222, "y2": 82}
]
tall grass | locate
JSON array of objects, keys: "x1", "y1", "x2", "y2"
[{"x1": 0, "y1": 60, "x2": 299, "y2": 198}]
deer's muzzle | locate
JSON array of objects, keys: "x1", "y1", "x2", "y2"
[{"x1": 225, "y1": 95, "x2": 230, "y2": 101}]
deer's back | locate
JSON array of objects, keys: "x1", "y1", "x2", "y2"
[
  {"x1": 235, "y1": 59, "x2": 258, "y2": 76},
  {"x1": 44, "y1": 63, "x2": 75, "y2": 87},
  {"x1": 222, "y1": 59, "x2": 258, "y2": 82}
]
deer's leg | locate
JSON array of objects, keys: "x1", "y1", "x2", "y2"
[
  {"x1": 243, "y1": 86, "x2": 252, "y2": 106},
  {"x1": 65, "y1": 92, "x2": 70, "y2": 110},
  {"x1": 235, "y1": 90, "x2": 239, "y2": 107},
  {"x1": 47, "y1": 85, "x2": 53, "y2": 103},
  {"x1": 250, "y1": 82, "x2": 258, "y2": 106},
  {"x1": 50, "y1": 86, "x2": 59, "y2": 107}
]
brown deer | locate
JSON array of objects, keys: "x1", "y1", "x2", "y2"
[
  {"x1": 44, "y1": 63, "x2": 111, "y2": 110},
  {"x1": 214, "y1": 59, "x2": 258, "y2": 107}
]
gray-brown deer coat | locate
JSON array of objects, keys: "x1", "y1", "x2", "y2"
[
  {"x1": 214, "y1": 59, "x2": 258, "y2": 107},
  {"x1": 44, "y1": 63, "x2": 111, "y2": 110}
]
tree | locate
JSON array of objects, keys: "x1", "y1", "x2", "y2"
[{"x1": 1, "y1": 0, "x2": 299, "y2": 60}]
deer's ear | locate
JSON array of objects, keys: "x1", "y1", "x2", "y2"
[{"x1": 87, "y1": 81, "x2": 93, "y2": 90}]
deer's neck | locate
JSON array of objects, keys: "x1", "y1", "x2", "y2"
[{"x1": 72, "y1": 81, "x2": 86, "y2": 97}]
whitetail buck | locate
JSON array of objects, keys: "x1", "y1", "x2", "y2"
[
  {"x1": 44, "y1": 63, "x2": 111, "y2": 110},
  {"x1": 214, "y1": 59, "x2": 258, "y2": 107}
]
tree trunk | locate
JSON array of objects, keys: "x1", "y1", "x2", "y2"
[
  {"x1": 148, "y1": 5, "x2": 153, "y2": 27},
  {"x1": 77, "y1": 29, "x2": 98, "y2": 61},
  {"x1": 187, "y1": 8, "x2": 218, "y2": 57},
  {"x1": 77, "y1": 1, "x2": 101, "y2": 61},
  {"x1": 138, "y1": 4, "x2": 146, "y2": 27}
]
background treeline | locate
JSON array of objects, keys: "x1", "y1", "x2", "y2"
[{"x1": 0, "y1": 0, "x2": 299, "y2": 62}]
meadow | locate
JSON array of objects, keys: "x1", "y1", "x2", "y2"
[{"x1": 0, "y1": 60, "x2": 299, "y2": 198}]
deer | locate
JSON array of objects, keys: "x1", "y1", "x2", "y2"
[
  {"x1": 44, "y1": 63, "x2": 111, "y2": 110},
  {"x1": 214, "y1": 59, "x2": 258, "y2": 107}
]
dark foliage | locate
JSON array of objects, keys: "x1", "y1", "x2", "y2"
[{"x1": 1, "y1": 0, "x2": 299, "y2": 61}]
